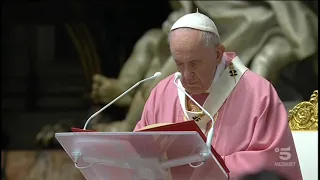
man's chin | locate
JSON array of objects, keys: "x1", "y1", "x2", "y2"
[{"x1": 185, "y1": 87, "x2": 205, "y2": 95}]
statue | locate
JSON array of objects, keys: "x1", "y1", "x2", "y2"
[
  {"x1": 193, "y1": 1, "x2": 318, "y2": 84},
  {"x1": 90, "y1": 1, "x2": 190, "y2": 131},
  {"x1": 26, "y1": 151, "x2": 84, "y2": 180},
  {"x1": 91, "y1": 2, "x2": 189, "y2": 107},
  {"x1": 91, "y1": 0, "x2": 318, "y2": 132}
]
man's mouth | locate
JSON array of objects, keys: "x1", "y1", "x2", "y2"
[{"x1": 187, "y1": 82, "x2": 199, "y2": 86}]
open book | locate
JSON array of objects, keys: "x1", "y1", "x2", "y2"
[{"x1": 137, "y1": 120, "x2": 230, "y2": 174}]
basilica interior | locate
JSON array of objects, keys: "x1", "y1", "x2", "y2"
[{"x1": 1, "y1": 1, "x2": 318, "y2": 180}]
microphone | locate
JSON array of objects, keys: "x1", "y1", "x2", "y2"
[
  {"x1": 83, "y1": 72, "x2": 162, "y2": 130},
  {"x1": 174, "y1": 71, "x2": 181, "y2": 80},
  {"x1": 173, "y1": 72, "x2": 214, "y2": 158}
]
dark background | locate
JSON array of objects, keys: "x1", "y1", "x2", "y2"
[{"x1": 1, "y1": 1, "x2": 172, "y2": 149}]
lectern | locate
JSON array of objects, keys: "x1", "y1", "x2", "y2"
[{"x1": 55, "y1": 131, "x2": 229, "y2": 180}]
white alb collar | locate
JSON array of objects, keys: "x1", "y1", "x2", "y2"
[{"x1": 205, "y1": 57, "x2": 226, "y2": 93}]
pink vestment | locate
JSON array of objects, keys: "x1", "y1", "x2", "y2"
[{"x1": 134, "y1": 53, "x2": 302, "y2": 180}]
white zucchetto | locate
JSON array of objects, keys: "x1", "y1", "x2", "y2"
[{"x1": 170, "y1": 10, "x2": 220, "y2": 39}]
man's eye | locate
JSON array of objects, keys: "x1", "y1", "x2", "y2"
[
  {"x1": 191, "y1": 62, "x2": 199, "y2": 67},
  {"x1": 191, "y1": 61, "x2": 201, "y2": 66}
]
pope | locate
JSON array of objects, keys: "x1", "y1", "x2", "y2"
[{"x1": 133, "y1": 11, "x2": 302, "y2": 179}]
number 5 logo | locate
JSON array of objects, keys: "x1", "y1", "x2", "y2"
[{"x1": 275, "y1": 147, "x2": 291, "y2": 161}]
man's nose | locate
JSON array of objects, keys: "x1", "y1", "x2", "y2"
[{"x1": 183, "y1": 68, "x2": 194, "y2": 80}]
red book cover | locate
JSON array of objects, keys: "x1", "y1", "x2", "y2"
[
  {"x1": 71, "y1": 127, "x2": 97, "y2": 132},
  {"x1": 138, "y1": 120, "x2": 230, "y2": 173}
]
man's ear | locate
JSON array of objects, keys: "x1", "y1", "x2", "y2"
[{"x1": 216, "y1": 44, "x2": 225, "y2": 64}]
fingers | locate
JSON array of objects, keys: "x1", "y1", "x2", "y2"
[
  {"x1": 92, "y1": 74, "x2": 109, "y2": 85},
  {"x1": 91, "y1": 74, "x2": 104, "y2": 102},
  {"x1": 91, "y1": 74, "x2": 111, "y2": 92},
  {"x1": 91, "y1": 74, "x2": 117, "y2": 104},
  {"x1": 90, "y1": 84, "x2": 100, "y2": 103},
  {"x1": 91, "y1": 83, "x2": 99, "y2": 94},
  {"x1": 92, "y1": 74, "x2": 102, "y2": 84}
]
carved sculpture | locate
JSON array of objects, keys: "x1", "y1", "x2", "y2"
[
  {"x1": 91, "y1": 28, "x2": 172, "y2": 107},
  {"x1": 36, "y1": 120, "x2": 77, "y2": 148},
  {"x1": 289, "y1": 90, "x2": 318, "y2": 131},
  {"x1": 91, "y1": 3, "x2": 186, "y2": 107},
  {"x1": 4, "y1": 151, "x2": 84, "y2": 180},
  {"x1": 90, "y1": 2, "x2": 189, "y2": 132},
  {"x1": 91, "y1": 0, "x2": 318, "y2": 132},
  {"x1": 195, "y1": 1, "x2": 318, "y2": 83}
]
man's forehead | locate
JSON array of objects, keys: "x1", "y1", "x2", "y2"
[
  {"x1": 170, "y1": 28, "x2": 201, "y2": 36},
  {"x1": 169, "y1": 28, "x2": 202, "y2": 45}
]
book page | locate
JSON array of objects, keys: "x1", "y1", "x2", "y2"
[{"x1": 138, "y1": 123, "x2": 173, "y2": 131}]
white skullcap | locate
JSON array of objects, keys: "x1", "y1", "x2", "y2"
[{"x1": 170, "y1": 11, "x2": 220, "y2": 39}]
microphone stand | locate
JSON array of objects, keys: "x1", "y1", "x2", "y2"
[
  {"x1": 173, "y1": 73, "x2": 215, "y2": 161},
  {"x1": 83, "y1": 72, "x2": 162, "y2": 130}
]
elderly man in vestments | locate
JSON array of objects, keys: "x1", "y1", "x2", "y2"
[{"x1": 134, "y1": 12, "x2": 302, "y2": 180}]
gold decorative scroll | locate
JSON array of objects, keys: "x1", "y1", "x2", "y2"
[{"x1": 289, "y1": 90, "x2": 318, "y2": 131}]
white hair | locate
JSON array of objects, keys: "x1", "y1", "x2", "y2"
[{"x1": 168, "y1": 28, "x2": 220, "y2": 48}]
